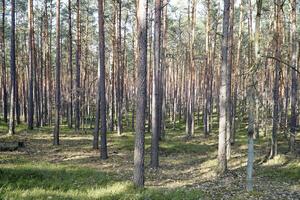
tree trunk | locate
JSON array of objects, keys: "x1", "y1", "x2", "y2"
[
  {"x1": 94, "y1": 0, "x2": 108, "y2": 160},
  {"x1": 133, "y1": 0, "x2": 147, "y2": 188},
  {"x1": 75, "y1": 0, "x2": 81, "y2": 131},
  {"x1": 68, "y1": 0, "x2": 73, "y2": 129},
  {"x1": 289, "y1": 0, "x2": 297, "y2": 153},
  {"x1": 53, "y1": 0, "x2": 61, "y2": 146},
  {"x1": 1, "y1": 0, "x2": 7, "y2": 123},
  {"x1": 116, "y1": 0, "x2": 123, "y2": 135},
  {"x1": 226, "y1": 0, "x2": 234, "y2": 160},
  {"x1": 218, "y1": 0, "x2": 230, "y2": 174},
  {"x1": 28, "y1": 0, "x2": 34, "y2": 130},
  {"x1": 232, "y1": 1, "x2": 244, "y2": 145},
  {"x1": 151, "y1": 0, "x2": 161, "y2": 169},
  {"x1": 270, "y1": 0, "x2": 282, "y2": 159},
  {"x1": 8, "y1": 0, "x2": 16, "y2": 135}
]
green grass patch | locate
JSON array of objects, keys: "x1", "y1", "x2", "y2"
[
  {"x1": 259, "y1": 161, "x2": 300, "y2": 182},
  {"x1": 0, "y1": 162, "x2": 204, "y2": 200}
]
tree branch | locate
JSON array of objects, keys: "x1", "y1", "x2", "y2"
[{"x1": 262, "y1": 55, "x2": 300, "y2": 74}]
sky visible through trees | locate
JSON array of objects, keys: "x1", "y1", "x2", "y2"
[{"x1": 0, "y1": 0, "x2": 299, "y2": 199}]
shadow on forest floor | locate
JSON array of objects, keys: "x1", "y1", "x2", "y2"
[{"x1": 0, "y1": 120, "x2": 299, "y2": 199}]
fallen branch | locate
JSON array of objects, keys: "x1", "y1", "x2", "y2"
[{"x1": 262, "y1": 55, "x2": 300, "y2": 74}]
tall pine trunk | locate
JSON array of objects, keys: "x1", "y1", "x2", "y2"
[
  {"x1": 28, "y1": 0, "x2": 34, "y2": 130},
  {"x1": 289, "y1": 0, "x2": 297, "y2": 153},
  {"x1": 8, "y1": 0, "x2": 16, "y2": 135},
  {"x1": 94, "y1": 0, "x2": 108, "y2": 160},
  {"x1": 53, "y1": 0, "x2": 61, "y2": 145},
  {"x1": 75, "y1": 0, "x2": 81, "y2": 131},
  {"x1": 218, "y1": 0, "x2": 230, "y2": 174},
  {"x1": 68, "y1": 0, "x2": 73, "y2": 129},
  {"x1": 133, "y1": 0, "x2": 147, "y2": 188},
  {"x1": 151, "y1": 0, "x2": 161, "y2": 169},
  {"x1": 1, "y1": 0, "x2": 7, "y2": 123}
]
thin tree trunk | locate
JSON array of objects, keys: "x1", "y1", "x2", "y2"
[
  {"x1": 226, "y1": 0, "x2": 234, "y2": 160},
  {"x1": 151, "y1": 0, "x2": 161, "y2": 169},
  {"x1": 232, "y1": 1, "x2": 244, "y2": 145},
  {"x1": 68, "y1": 0, "x2": 73, "y2": 129},
  {"x1": 289, "y1": 0, "x2": 297, "y2": 153},
  {"x1": 75, "y1": 0, "x2": 81, "y2": 131},
  {"x1": 8, "y1": 0, "x2": 16, "y2": 135},
  {"x1": 116, "y1": 0, "x2": 123, "y2": 135},
  {"x1": 1, "y1": 0, "x2": 7, "y2": 123},
  {"x1": 28, "y1": 0, "x2": 34, "y2": 130},
  {"x1": 53, "y1": 0, "x2": 61, "y2": 145}
]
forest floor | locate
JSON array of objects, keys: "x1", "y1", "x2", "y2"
[{"x1": 0, "y1": 120, "x2": 300, "y2": 200}]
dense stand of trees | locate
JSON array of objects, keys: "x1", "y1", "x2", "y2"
[{"x1": 0, "y1": 0, "x2": 299, "y2": 189}]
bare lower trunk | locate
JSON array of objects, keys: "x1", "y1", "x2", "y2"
[
  {"x1": 133, "y1": 0, "x2": 147, "y2": 188},
  {"x1": 218, "y1": 0, "x2": 230, "y2": 174},
  {"x1": 289, "y1": 0, "x2": 297, "y2": 153},
  {"x1": 53, "y1": 0, "x2": 61, "y2": 146}
]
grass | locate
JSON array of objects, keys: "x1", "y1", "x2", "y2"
[
  {"x1": 0, "y1": 115, "x2": 299, "y2": 199},
  {"x1": 0, "y1": 161, "x2": 203, "y2": 200}
]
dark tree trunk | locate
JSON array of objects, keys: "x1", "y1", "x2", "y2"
[
  {"x1": 1, "y1": 0, "x2": 7, "y2": 123},
  {"x1": 226, "y1": 0, "x2": 234, "y2": 159},
  {"x1": 151, "y1": 0, "x2": 161, "y2": 169},
  {"x1": 289, "y1": 0, "x2": 297, "y2": 153},
  {"x1": 75, "y1": 0, "x2": 81, "y2": 131},
  {"x1": 116, "y1": 0, "x2": 123, "y2": 135},
  {"x1": 94, "y1": 0, "x2": 108, "y2": 161},
  {"x1": 8, "y1": 0, "x2": 16, "y2": 135},
  {"x1": 270, "y1": 0, "x2": 282, "y2": 159},
  {"x1": 28, "y1": 0, "x2": 34, "y2": 130},
  {"x1": 68, "y1": 0, "x2": 73, "y2": 129},
  {"x1": 53, "y1": 0, "x2": 61, "y2": 145}
]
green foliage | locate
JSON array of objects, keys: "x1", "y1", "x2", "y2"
[{"x1": 259, "y1": 161, "x2": 300, "y2": 182}]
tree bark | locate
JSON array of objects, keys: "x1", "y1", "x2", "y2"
[
  {"x1": 1, "y1": 0, "x2": 7, "y2": 123},
  {"x1": 67, "y1": 0, "x2": 73, "y2": 129},
  {"x1": 8, "y1": 0, "x2": 16, "y2": 135},
  {"x1": 28, "y1": 0, "x2": 34, "y2": 130},
  {"x1": 75, "y1": 0, "x2": 81, "y2": 131},
  {"x1": 134, "y1": 0, "x2": 147, "y2": 188},
  {"x1": 151, "y1": 0, "x2": 161, "y2": 169},
  {"x1": 270, "y1": 0, "x2": 282, "y2": 159},
  {"x1": 218, "y1": 0, "x2": 230, "y2": 174},
  {"x1": 53, "y1": 0, "x2": 61, "y2": 145},
  {"x1": 289, "y1": 0, "x2": 297, "y2": 153},
  {"x1": 94, "y1": 0, "x2": 108, "y2": 160}
]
